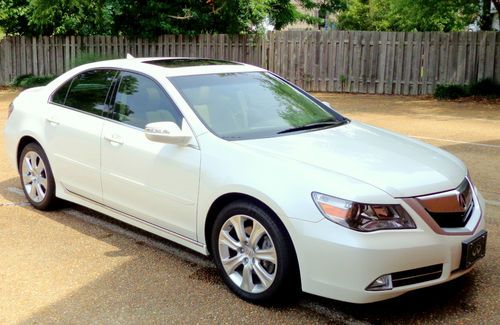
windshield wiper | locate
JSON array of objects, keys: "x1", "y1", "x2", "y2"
[{"x1": 277, "y1": 119, "x2": 347, "y2": 134}]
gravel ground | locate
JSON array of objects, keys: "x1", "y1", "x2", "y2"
[{"x1": 0, "y1": 89, "x2": 498, "y2": 324}]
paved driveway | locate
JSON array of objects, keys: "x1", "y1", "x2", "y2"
[{"x1": 1, "y1": 89, "x2": 499, "y2": 324}]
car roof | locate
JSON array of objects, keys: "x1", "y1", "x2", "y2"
[{"x1": 78, "y1": 57, "x2": 265, "y2": 77}]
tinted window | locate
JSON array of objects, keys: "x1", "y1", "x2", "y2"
[
  {"x1": 51, "y1": 79, "x2": 72, "y2": 105},
  {"x1": 64, "y1": 70, "x2": 117, "y2": 115},
  {"x1": 111, "y1": 72, "x2": 181, "y2": 129}
]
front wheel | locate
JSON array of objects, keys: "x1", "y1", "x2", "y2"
[
  {"x1": 211, "y1": 201, "x2": 299, "y2": 304},
  {"x1": 19, "y1": 143, "x2": 58, "y2": 210}
]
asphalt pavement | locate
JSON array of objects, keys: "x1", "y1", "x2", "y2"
[{"x1": 0, "y1": 89, "x2": 498, "y2": 324}]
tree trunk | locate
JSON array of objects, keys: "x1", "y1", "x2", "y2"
[{"x1": 480, "y1": 0, "x2": 493, "y2": 30}]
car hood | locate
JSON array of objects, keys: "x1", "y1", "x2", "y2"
[{"x1": 235, "y1": 121, "x2": 466, "y2": 198}]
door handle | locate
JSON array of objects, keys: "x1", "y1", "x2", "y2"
[
  {"x1": 104, "y1": 134, "x2": 124, "y2": 145},
  {"x1": 46, "y1": 117, "x2": 59, "y2": 126}
]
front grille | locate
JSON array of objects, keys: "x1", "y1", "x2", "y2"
[
  {"x1": 427, "y1": 201, "x2": 474, "y2": 227},
  {"x1": 417, "y1": 179, "x2": 474, "y2": 228},
  {"x1": 392, "y1": 264, "x2": 443, "y2": 287}
]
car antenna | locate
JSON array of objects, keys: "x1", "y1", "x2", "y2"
[{"x1": 126, "y1": 53, "x2": 135, "y2": 59}]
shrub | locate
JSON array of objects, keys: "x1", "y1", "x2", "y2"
[
  {"x1": 11, "y1": 74, "x2": 56, "y2": 88},
  {"x1": 434, "y1": 84, "x2": 469, "y2": 100},
  {"x1": 468, "y1": 78, "x2": 500, "y2": 97},
  {"x1": 434, "y1": 78, "x2": 500, "y2": 100}
]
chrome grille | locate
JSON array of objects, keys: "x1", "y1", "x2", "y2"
[{"x1": 416, "y1": 179, "x2": 474, "y2": 228}]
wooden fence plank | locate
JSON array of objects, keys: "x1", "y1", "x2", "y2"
[
  {"x1": 376, "y1": 32, "x2": 388, "y2": 94},
  {"x1": 495, "y1": 33, "x2": 500, "y2": 83},
  {"x1": 484, "y1": 32, "x2": 496, "y2": 79}
]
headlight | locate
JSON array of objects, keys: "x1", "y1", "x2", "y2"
[{"x1": 312, "y1": 192, "x2": 416, "y2": 232}]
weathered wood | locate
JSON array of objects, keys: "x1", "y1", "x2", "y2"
[
  {"x1": 411, "y1": 32, "x2": 422, "y2": 95},
  {"x1": 495, "y1": 32, "x2": 500, "y2": 83},
  {"x1": 484, "y1": 32, "x2": 496, "y2": 79},
  {"x1": 456, "y1": 32, "x2": 467, "y2": 84},
  {"x1": 0, "y1": 31, "x2": 499, "y2": 94}
]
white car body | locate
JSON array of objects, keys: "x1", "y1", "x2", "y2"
[{"x1": 4, "y1": 58, "x2": 487, "y2": 303}]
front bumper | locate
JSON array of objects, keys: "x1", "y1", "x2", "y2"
[{"x1": 290, "y1": 189, "x2": 486, "y2": 303}]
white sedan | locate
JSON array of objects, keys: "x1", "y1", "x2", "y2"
[{"x1": 4, "y1": 58, "x2": 487, "y2": 304}]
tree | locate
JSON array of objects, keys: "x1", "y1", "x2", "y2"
[
  {"x1": 0, "y1": 0, "x2": 113, "y2": 35},
  {"x1": 480, "y1": 0, "x2": 500, "y2": 30},
  {"x1": 0, "y1": 0, "x2": 345, "y2": 36},
  {"x1": 337, "y1": 0, "x2": 481, "y2": 32},
  {"x1": 0, "y1": 0, "x2": 32, "y2": 35},
  {"x1": 28, "y1": 0, "x2": 113, "y2": 35}
]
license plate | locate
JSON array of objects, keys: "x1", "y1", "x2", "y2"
[{"x1": 460, "y1": 230, "x2": 487, "y2": 269}]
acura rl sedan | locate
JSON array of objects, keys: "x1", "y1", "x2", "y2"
[{"x1": 4, "y1": 57, "x2": 487, "y2": 304}]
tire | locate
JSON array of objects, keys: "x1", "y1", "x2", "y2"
[
  {"x1": 211, "y1": 200, "x2": 300, "y2": 304},
  {"x1": 18, "y1": 143, "x2": 58, "y2": 210}
]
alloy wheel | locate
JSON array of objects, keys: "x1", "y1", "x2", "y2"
[
  {"x1": 218, "y1": 214, "x2": 277, "y2": 293},
  {"x1": 21, "y1": 151, "x2": 48, "y2": 203}
]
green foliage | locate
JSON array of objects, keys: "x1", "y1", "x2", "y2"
[
  {"x1": 0, "y1": 0, "x2": 345, "y2": 37},
  {"x1": 10, "y1": 74, "x2": 56, "y2": 88},
  {"x1": 0, "y1": 0, "x2": 113, "y2": 35},
  {"x1": 28, "y1": 0, "x2": 113, "y2": 35},
  {"x1": 0, "y1": 0, "x2": 32, "y2": 35},
  {"x1": 468, "y1": 78, "x2": 500, "y2": 97},
  {"x1": 434, "y1": 79, "x2": 500, "y2": 100},
  {"x1": 70, "y1": 52, "x2": 119, "y2": 68},
  {"x1": 337, "y1": 0, "x2": 480, "y2": 32},
  {"x1": 434, "y1": 84, "x2": 469, "y2": 100}
]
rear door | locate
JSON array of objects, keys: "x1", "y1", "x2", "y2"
[
  {"x1": 101, "y1": 71, "x2": 200, "y2": 239},
  {"x1": 46, "y1": 69, "x2": 118, "y2": 202}
]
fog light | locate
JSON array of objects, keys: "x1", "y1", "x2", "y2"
[{"x1": 366, "y1": 274, "x2": 393, "y2": 291}]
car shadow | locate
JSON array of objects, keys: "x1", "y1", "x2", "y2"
[{"x1": 0, "y1": 171, "x2": 497, "y2": 324}]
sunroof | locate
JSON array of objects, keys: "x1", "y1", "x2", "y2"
[{"x1": 144, "y1": 58, "x2": 241, "y2": 68}]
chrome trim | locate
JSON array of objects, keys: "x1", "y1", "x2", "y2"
[
  {"x1": 416, "y1": 179, "x2": 472, "y2": 213},
  {"x1": 63, "y1": 186, "x2": 205, "y2": 248},
  {"x1": 404, "y1": 179, "x2": 482, "y2": 236},
  {"x1": 392, "y1": 270, "x2": 442, "y2": 283}
]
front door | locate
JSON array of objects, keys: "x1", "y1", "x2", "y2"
[{"x1": 101, "y1": 71, "x2": 200, "y2": 239}]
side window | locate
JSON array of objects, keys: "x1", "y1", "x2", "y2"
[
  {"x1": 63, "y1": 69, "x2": 117, "y2": 115},
  {"x1": 51, "y1": 79, "x2": 72, "y2": 105},
  {"x1": 111, "y1": 72, "x2": 182, "y2": 129}
]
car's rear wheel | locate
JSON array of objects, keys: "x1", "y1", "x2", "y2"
[
  {"x1": 211, "y1": 200, "x2": 299, "y2": 303},
  {"x1": 19, "y1": 143, "x2": 57, "y2": 210}
]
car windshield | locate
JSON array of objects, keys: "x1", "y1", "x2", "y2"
[{"x1": 169, "y1": 72, "x2": 347, "y2": 140}]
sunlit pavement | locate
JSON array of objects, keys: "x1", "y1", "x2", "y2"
[{"x1": 1, "y1": 89, "x2": 499, "y2": 324}]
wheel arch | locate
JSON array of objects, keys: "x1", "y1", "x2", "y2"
[
  {"x1": 16, "y1": 136, "x2": 43, "y2": 171},
  {"x1": 204, "y1": 193, "x2": 299, "y2": 268}
]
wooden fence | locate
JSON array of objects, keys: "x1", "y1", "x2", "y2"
[{"x1": 1, "y1": 31, "x2": 499, "y2": 95}]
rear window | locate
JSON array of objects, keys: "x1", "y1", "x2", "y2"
[{"x1": 51, "y1": 69, "x2": 118, "y2": 116}]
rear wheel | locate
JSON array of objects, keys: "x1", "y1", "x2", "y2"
[
  {"x1": 19, "y1": 143, "x2": 58, "y2": 210},
  {"x1": 211, "y1": 201, "x2": 299, "y2": 303}
]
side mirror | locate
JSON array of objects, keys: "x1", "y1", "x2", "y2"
[
  {"x1": 145, "y1": 121, "x2": 191, "y2": 145},
  {"x1": 321, "y1": 101, "x2": 331, "y2": 108}
]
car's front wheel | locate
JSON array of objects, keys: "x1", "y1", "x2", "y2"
[
  {"x1": 211, "y1": 201, "x2": 299, "y2": 303},
  {"x1": 19, "y1": 143, "x2": 58, "y2": 210}
]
